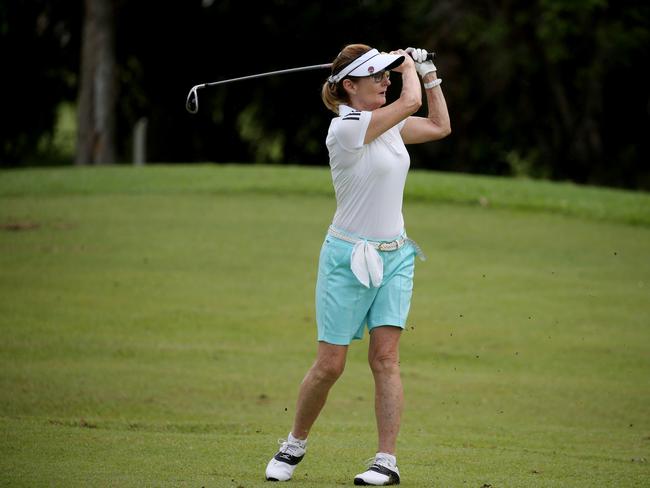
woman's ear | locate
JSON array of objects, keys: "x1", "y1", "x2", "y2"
[{"x1": 342, "y1": 78, "x2": 356, "y2": 96}]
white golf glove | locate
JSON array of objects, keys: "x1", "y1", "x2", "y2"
[{"x1": 406, "y1": 47, "x2": 437, "y2": 78}]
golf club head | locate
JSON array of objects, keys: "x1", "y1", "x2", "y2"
[{"x1": 186, "y1": 86, "x2": 200, "y2": 114}]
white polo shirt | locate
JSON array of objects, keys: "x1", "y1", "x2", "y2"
[{"x1": 326, "y1": 104, "x2": 410, "y2": 240}]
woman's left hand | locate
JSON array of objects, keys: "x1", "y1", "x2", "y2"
[{"x1": 405, "y1": 47, "x2": 437, "y2": 78}]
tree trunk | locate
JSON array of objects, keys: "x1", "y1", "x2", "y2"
[{"x1": 75, "y1": 0, "x2": 116, "y2": 165}]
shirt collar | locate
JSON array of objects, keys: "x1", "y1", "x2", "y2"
[{"x1": 338, "y1": 104, "x2": 359, "y2": 116}]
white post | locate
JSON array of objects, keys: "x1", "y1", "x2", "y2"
[{"x1": 133, "y1": 117, "x2": 148, "y2": 166}]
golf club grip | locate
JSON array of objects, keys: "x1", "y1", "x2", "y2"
[{"x1": 408, "y1": 51, "x2": 435, "y2": 61}]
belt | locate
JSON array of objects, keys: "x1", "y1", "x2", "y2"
[
  {"x1": 328, "y1": 226, "x2": 405, "y2": 250},
  {"x1": 327, "y1": 226, "x2": 426, "y2": 288},
  {"x1": 328, "y1": 226, "x2": 426, "y2": 259}
]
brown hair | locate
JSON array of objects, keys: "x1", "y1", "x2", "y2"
[{"x1": 321, "y1": 44, "x2": 372, "y2": 114}]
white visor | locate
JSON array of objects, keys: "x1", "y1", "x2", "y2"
[{"x1": 328, "y1": 48, "x2": 405, "y2": 84}]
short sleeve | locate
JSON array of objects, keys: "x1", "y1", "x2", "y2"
[{"x1": 330, "y1": 110, "x2": 372, "y2": 151}]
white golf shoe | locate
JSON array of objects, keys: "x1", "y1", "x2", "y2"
[
  {"x1": 353, "y1": 453, "x2": 400, "y2": 485},
  {"x1": 265, "y1": 436, "x2": 307, "y2": 481}
]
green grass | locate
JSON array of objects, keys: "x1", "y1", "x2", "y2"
[
  {"x1": 1, "y1": 164, "x2": 649, "y2": 227},
  {"x1": 1, "y1": 164, "x2": 649, "y2": 487}
]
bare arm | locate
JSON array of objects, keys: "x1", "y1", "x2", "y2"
[
  {"x1": 363, "y1": 50, "x2": 422, "y2": 144},
  {"x1": 401, "y1": 71, "x2": 451, "y2": 144}
]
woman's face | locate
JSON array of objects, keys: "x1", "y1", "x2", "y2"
[{"x1": 344, "y1": 71, "x2": 391, "y2": 111}]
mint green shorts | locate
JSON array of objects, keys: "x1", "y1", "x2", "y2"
[{"x1": 315, "y1": 231, "x2": 416, "y2": 345}]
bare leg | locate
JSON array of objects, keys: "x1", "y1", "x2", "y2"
[
  {"x1": 291, "y1": 341, "x2": 348, "y2": 439},
  {"x1": 368, "y1": 326, "x2": 403, "y2": 455}
]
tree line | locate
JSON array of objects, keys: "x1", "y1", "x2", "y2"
[{"x1": 1, "y1": 0, "x2": 648, "y2": 189}]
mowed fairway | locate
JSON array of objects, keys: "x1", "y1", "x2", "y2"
[{"x1": 1, "y1": 165, "x2": 649, "y2": 487}]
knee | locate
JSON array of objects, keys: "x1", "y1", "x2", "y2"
[
  {"x1": 312, "y1": 358, "x2": 345, "y2": 383},
  {"x1": 369, "y1": 352, "x2": 400, "y2": 376}
]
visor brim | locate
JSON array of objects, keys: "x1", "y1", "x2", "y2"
[{"x1": 347, "y1": 53, "x2": 405, "y2": 77}]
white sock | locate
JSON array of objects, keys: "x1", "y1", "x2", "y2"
[
  {"x1": 288, "y1": 432, "x2": 307, "y2": 448},
  {"x1": 376, "y1": 452, "x2": 396, "y2": 466}
]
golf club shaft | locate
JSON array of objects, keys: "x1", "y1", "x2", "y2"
[
  {"x1": 195, "y1": 51, "x2": 434, "y2": 89},
  {"x1": 196, "y1": 51, "x2": 434, "y2": 89},
  {"x1": 186, "y1": 51, "x2": 436, "y2": 113},
  {"x1": 186, "y1": 63, "x2": 332, "y2": 114},
  {"x1": 200, "y1": 63, "x2": 333, "y2": 89}
]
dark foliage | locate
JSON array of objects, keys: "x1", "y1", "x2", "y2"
[{"x1": 1, "y1": 0, "x2": 648, "y2": 189}]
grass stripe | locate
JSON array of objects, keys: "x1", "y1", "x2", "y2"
[{"x1": 1, "y1": 164, "x2": 649, "y2": 226}]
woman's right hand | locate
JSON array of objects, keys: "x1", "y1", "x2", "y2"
[{"x1": 389, "y1": 49, "x2": 416, "y2": 74}]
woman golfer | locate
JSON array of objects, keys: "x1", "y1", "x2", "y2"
[{"x1": 265, "y1": 44, "x2": 451, "y2": 485}]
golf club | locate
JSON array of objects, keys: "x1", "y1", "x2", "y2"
[
  {"x1": 186, "y1": 51, "x2": 435, "y2": 114},
  {"x1": 186, "y1": 63, "x2": 332, "y2": 114}
]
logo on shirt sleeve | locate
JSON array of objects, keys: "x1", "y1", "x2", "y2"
[{"x1": 342, "y1": 111, "x2": 361, "y2": 121}]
